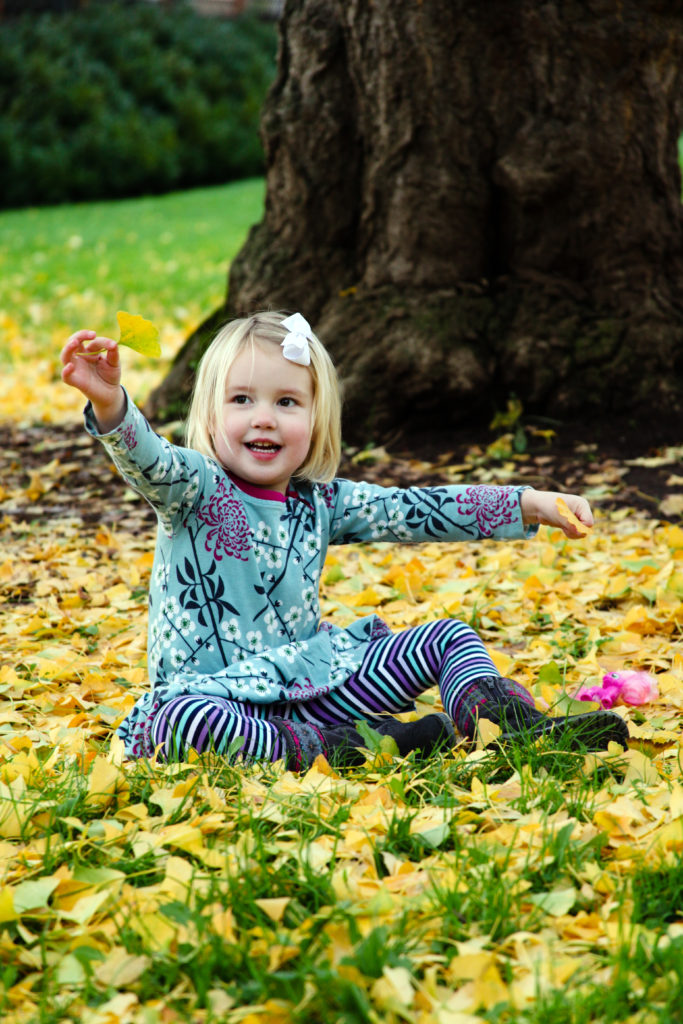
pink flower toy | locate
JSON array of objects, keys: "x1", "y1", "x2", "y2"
[{"x1": 576, "y1": 671, "x2": 659, "y2": 709}]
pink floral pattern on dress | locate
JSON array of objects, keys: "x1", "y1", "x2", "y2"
[
  {"x1": 129, "y1": 698, "x2": 160, "y2": 758},
  {"x1": 286, "y1": 679, "x2": 331, "y2": 700},
  {"x1": 196, "y1": 478, "x2": 252, "y2": 561},
  {"x1": 453, "y1": 485, "x2": 517, "y2": 536},
  {"x1": 370, "y1": 618, "x2": 392, "y2": 639},
  {"x1": 121, "y1": 424, "x2": 137, "y2": 450},
  {"x1": 319, "y1": 484, "x2": 336, "y2": 508}
]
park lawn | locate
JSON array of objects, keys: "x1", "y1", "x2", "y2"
[
  {"x1": 0, "y1": 187, "x2": 683, "y2": 1023},
  {"x1": 0, "y1": 178, "x2": 264, "y2": 424}
]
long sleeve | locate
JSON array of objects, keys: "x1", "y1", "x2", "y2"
[
  {"x1": 84, "y1": 390, "x2": 212, "y2": 537},
  {"x1": 325, "y1": 478, "x2": 536, "y2": 545}
]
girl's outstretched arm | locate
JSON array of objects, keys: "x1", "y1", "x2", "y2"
[
  {"x1": 520, "y1": 487, "x2": 594, "y2": 538},
  {"x1": 61, "y1": 329, "x2": 126, "y2": 432}
]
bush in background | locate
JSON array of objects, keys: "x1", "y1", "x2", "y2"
[{"x1": 0, "y1": 2, "x2": 277, "y2": 208}]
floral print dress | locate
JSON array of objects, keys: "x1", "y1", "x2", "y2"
[{"x1": 85, "y1": 393, "x2": 532, "y2": 757}]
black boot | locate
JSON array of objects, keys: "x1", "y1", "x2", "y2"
[
  {"x1": 362, "y1": 713, "x2": 456, "y2": 757},
  {"x1": 271, "y1": 717, "x2": 367, "y2": 770},
  {"x1": 272, "y1": 712, "x2": 457, "y2": 771},
  {"x1": 453, "y1": 676, "x2": 629, "y2": 750}
]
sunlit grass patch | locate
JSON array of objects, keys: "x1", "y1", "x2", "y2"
[
  {"x1": 0, "y1": 178, "x2": 264, "y2": 423},
  {"x1": 1, "y1": 723, "x2": 682, "y2": 1022}
]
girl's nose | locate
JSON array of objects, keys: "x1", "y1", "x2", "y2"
[{"x1": 250, "y1": 403, "x2": 277, "y2": 428}]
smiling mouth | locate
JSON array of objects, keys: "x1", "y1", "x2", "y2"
[{"x1": 246, "y1": 441, "x2": 281, "y2": 453}]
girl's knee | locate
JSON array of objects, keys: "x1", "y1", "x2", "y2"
[{"x1": 434, "y1": 618, "x2": 484, "y2": 646}]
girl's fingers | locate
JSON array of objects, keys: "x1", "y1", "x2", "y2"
[
  {"x1": 68, "y1": 329, "x2": 96, "y2": 343},
  {"x1": 63, "y1": 331, "x2": 116, "y2": 354},
  {"x1": 83, "y1": 335, "x2": 116, "y2": 352},
  {"x1": 66, "y1": 335, "x2": 119, "y2": 365},
  {"x1": 565, "y1": 496, "x2": 593, "y2": 528},
  {"x1": 92, "y1": 337, "x2": 121, "y2": 367},
  {"x1": 578, "y1": 500, "x2": 594, "y2": 527},
  {"x1": 66, "y1": 329, "x2": 97, "y2": 348},
  {"x1": 61, "y1": 330, "x2": 97, "y2": 364}
]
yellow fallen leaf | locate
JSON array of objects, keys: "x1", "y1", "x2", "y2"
[
  {"x1": 85, "y1": 756, "x2": 126, "y2": 809},
  {"x1": 555, "y1": 496, "x2": 591, "y2": 535},
  {"x1": 371, "y1": 965, "x2": 415, "y2": 1009},
  {"x1": 528, "y1": 887, "x2": 576, "y2": 917},
  {"x1": 0, "y1": 887, "x2": 17, "y2": 923},
  {"x1": 622, "y1": 748, "x2": 661, "y2": 785},
  {"x1": 646, "y1": 816, "x2": 683, "y2": 854},
  {"x1": 255, "y1": 897, "x2": 290, "y2": 923},
  {"x1": 489, "y1": 648, "x2": 513, "y2": 676},
  {"x1": 94, "y1": 947, "x2": 150, "y2": 987},
  {"x1": 12, "y1": 877, "x2": 60, "y2": 914},
  {"x1": 58, "y1": 890, "x2": 110, "y2": 924},
  {"x1": 211, "y1": 907, "x2": 237, "y2": 941},
  {"x1": 347, "y1": 586, "x2": 384, "y2": 607},
  {"x1": 447, "y1": 952, "x2": 495, "y2": 981},
  {"x1": 661, "y1": 494, "x2": 683, "y2": 518},
  {"x1": 82, "y1": 992, "x2": 139, "y2": 1024},
  {"x1": 116, "y1": 310, "x2": 161, "y2": 357},
  {"x1": 473, "y1": 964, "x2": 509, "y2": 1010},
  {"x1": 476, "y1": 719, "x2": 501, "y2": 748}
]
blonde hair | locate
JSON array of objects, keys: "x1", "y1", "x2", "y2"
[{"x1": 185, "y1": 311, "x2": 341, "y2": 484}]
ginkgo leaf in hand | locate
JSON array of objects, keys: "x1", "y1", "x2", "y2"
[
  {"x1": 116, "y1": 311, "x2": 161, "y2": 358},
  {"x1": 555, "y1": 496, "x2": 591, "y2": 535}
]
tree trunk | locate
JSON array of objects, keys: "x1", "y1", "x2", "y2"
[{"x1": 147, "y1": 0, "x2": 683, "y2": 443}]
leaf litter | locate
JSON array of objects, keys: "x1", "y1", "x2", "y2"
[{"x1": 0, "y1": 386, "x2": 682, "y2": 1022}]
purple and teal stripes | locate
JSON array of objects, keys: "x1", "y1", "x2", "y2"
[{"x1": 150, "y1": 618, "x2": 498, "y2": 761}]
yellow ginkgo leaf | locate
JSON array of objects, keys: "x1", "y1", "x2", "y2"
[
  {"x1": 555, "y1": 496, "x2": 591, "y2": 535},
  {"x1": 116, "y1": 310, "x2": 161, "y2": 357}
]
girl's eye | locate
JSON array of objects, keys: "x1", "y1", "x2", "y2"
[
  {"x1": 279, "y1": 397, "x2": 297, "y2": 407},
  {"x1": 232, "y1": 394, "x2": 250, "y2": 405}
]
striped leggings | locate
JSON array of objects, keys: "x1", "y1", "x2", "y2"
[{"x1": 150, "y1": 618, "x2": 497, "y2": 761}]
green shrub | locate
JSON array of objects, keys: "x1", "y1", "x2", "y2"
[{"x1": 0, "y1": 2, "x2": 277, "y2": 207}]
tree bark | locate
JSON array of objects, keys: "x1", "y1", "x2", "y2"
[{"x1": 147, "y1": 0, "x2": 683, "y2": 442}]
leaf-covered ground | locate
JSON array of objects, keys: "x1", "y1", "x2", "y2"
[
  {"x1": 1, "y1": 187, "x2": 682, "y2": 1023},
  {"x1": 1, "y1": 385, "x2": 682, "y2": 1023}
]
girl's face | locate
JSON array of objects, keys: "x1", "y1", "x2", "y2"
[{"x1": 214, "y1": 342, "x2": 314, "y2": 493}]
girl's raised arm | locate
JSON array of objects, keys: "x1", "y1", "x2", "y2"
[{"x1": 61, "y1": 329, "x2": 126, "y2": 432}]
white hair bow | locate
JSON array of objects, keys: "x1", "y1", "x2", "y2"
[{"x1": 281, "y1": 312, "x2": 313, "y2": 366}]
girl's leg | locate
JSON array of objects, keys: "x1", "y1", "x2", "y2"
[
  {"x1": 150, "y1": 694, "x2": 286, "y2": 762},
  {"x1": 287, "y1": 618, "x2": 629, "y2": 749},
  {"x1": 149, "y1": 694, "x2": 369, "y2": 770},
  {"x1": 149, "y1": 620, "x2": 503, "y2": 762},
  {"x1": 287, "y1": 619, "x2": 498, "y2": 725},
  {"x1": 149, "y1": 619, "x2": 629, "y2": 763}
]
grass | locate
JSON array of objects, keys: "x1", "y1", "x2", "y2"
[
  {"x1": 0, "y1": 177, "x2": 264, "y2": 422},
  {"x1": 0, "y1": 178, "x2": 264, "y2": 349},
  {"x1": 6, "y1": 744, "x2": 681, "y2": 1023},
  {"x1": 1, "y1": 631, "x2": 682, "y2": 1024}
]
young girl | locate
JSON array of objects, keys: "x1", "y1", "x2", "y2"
[{"x1": 61, "y1": 312, "x2": 629, "y2": 769}]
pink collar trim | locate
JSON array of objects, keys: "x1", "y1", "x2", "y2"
[{"x1": 227, "y1": 471, "x2": 299, "y2": 503}]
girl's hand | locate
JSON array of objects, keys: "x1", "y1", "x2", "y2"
[
  {"x1": 61, "y1": 329, "x2": 125, "y2": 431},
  {"x1": 520, "y1": 488, "x2": 594, "y2": 539}
]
